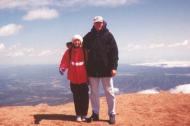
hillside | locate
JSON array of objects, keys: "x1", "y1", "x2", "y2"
[{"x1": 0, "y1": 92, "x2": 190, "y2": 126}]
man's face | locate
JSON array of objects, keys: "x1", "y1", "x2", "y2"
[
  {"x1": 72, "y1": 39, "x2": 81, "y2": 48},
  {"x1": 94, "y1": 22, "x2": 104, "y2": 31}
]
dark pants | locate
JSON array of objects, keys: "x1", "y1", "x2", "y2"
[{"x1": 70, "y1": 82, "x2": 89, "y2": 116}]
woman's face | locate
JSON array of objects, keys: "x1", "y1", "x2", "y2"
[
  {"x1": 94, "y1": 22, "x2": 104, "y2": 31},
  {"x1": 72, "y1": 39, "x2": 81, "y2": 48}
]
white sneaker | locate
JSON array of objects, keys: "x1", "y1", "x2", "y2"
[
  {"x1": 81, "y1": 116, "x2": 87, "y2": 121},
  {"x1": 76, "y1": 116, "x2": 82, "y2": 122}
]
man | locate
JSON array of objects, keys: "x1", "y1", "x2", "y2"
[{"x1": 83, "y1": 16, "x2": 119, "y2": 124}]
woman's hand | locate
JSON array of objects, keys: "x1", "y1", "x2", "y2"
[{"x1": 59, "y1": 68, "x2": 65, "y2": 75}]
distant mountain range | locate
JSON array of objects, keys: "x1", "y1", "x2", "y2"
[{"x1": 0, "y1": 64, "x2": 190, "y2": 106}]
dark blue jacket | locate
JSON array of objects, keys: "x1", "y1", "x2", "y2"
[{"x1": 83, "y1": 21, "x2": 119, "y2": 77}]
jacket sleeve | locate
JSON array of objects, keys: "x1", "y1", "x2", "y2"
[
  {"x1": 59, "y1": 49, "x2": 70, "y2": 70},
  {"x1": 109, "y1": 33, "x2": 119, "y2": 70}
]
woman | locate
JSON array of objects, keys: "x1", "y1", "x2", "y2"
[{"x1": 59, "y1": 34, "x2": 89, "y2": 122}]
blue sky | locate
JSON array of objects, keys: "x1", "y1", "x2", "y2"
[{"x1": 0, "y1": 0, "x2": 190, "y2": 66}]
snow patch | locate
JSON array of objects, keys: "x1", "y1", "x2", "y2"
[
  {"x1": 169, "y1": 84, "x2": 190, "y2": 94},
  {"x1": 137, "y1": 88, "x2": 159, "y2": 94},
  {"x1": 113, "y1": 87, "x2": 120, "y2": 94},
  {"x1": 133, "y1": 61, "x2": 190, "y2": 68}
]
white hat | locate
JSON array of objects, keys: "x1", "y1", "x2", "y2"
[
  {"x1": 72, "y1": 34, "x2": 83, "y2": 42},
  {"x1": 93, "y1": 16, "x2": 103, "y2": 23}
]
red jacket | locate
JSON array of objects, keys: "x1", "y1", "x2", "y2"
[{"x1": 59, "y1": 47, "x2": 87, "y2": 84}]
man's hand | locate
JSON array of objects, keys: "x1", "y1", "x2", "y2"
[
  {"x1": 111, "y1": 69, "x2": 117, "y2": 77},
  {"x1": 59, "y1": 68, "x2": 65, "y2": 75}
]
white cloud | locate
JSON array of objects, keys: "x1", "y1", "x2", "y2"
[
  {"x1": 137, "y1": 88, "x2": 159, "y2": 94},
  {"x1": 0, "y1": 43, "x2": 63, "y2": 64},
  {"x1": 4, "y1": 43, "x2": 34, "y2": 57},
  {"x1": 0, "y1": 0, "x2": 140, "y2": 10},
  {"x1": 123, "y1": 40, "x2": 190, "y2": 52},
  {"x1": 0, "y1": 0, "x2": 25, "y2": 9},
  {"x1": 0, "y1": 43, "x2": 60, "y2": 58},
  {"x1": 86, "y1": 0, "x2": 139, "y2": 7},
  {"x1": 123, "y1": 43, "x2": 165, "y2": 52},
  {"x1": 0, "y1": 0, "x2": 52, "y2": 10},
  {"x1": 38, "y1": 50, "x2": 54, "y2": 56},
  {"x1": 23, "y1": 8, "x2": 59, "y2": 21},
  {"x1": 168, "y1": 40, "x2": 189, "y2": 48},
  {"x1": 125, "y1": 44, "x2": 144, "y2": 51},
  {"x1": 169, "y1": 84, "x2": 190, "y2": 94},
  {"x1": 0, "y1": 43, "x2": 35, "y2": 57},
  {"x1": 7, "y1": 51, "x2": 25, "y2": 57},
  {"x1": 0, "y1": 24, "x2": 23, "y2": 37},
  {"x1": 148, "y1": 43, "x2": 165, "y2": 49},
  {"x1": 0, "y1": 43, "x2": 5, "y2": 51}
]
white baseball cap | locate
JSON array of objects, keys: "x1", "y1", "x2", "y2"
[
  {"x1": 93, "y1": 16, "x2": 104, "y2": 23},
  {"x1": 72, "y1": 34, "x2": 83, "y2": 42}
]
